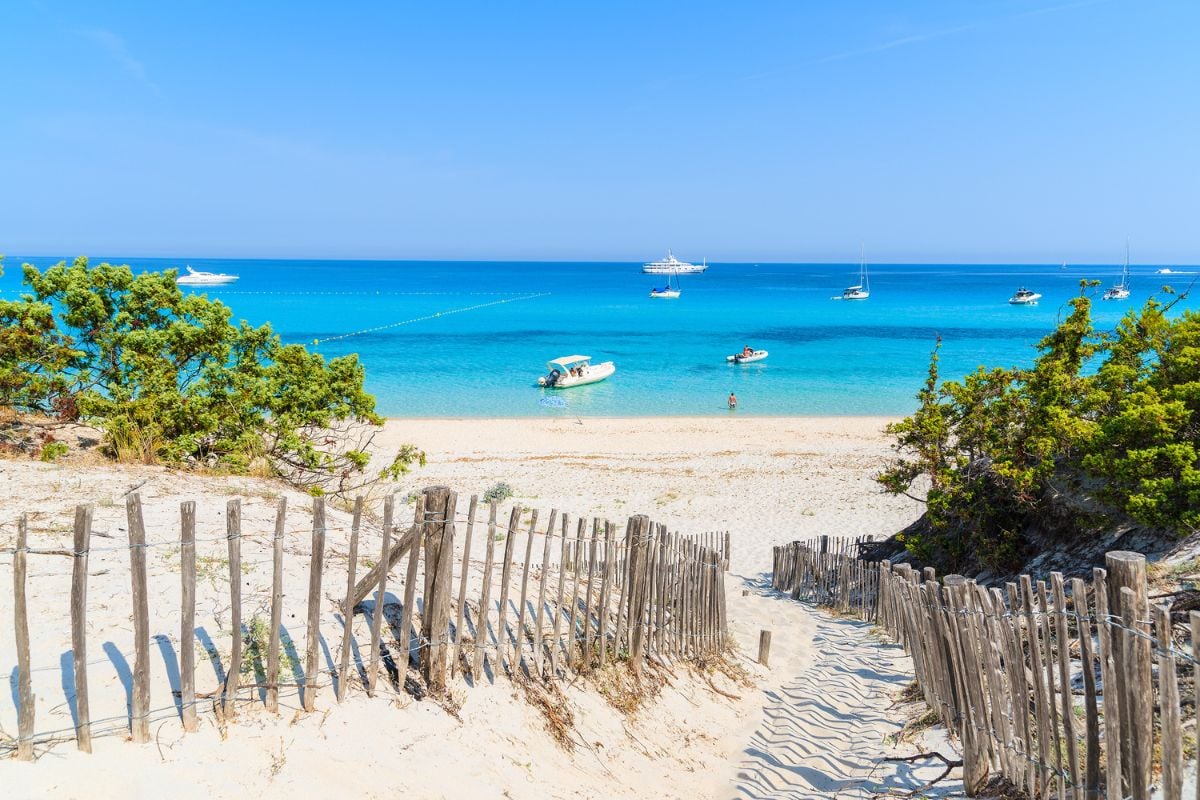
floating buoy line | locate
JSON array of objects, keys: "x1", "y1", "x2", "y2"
[
  {"x1": 205, "y1": 290, "x2": 536, "y2": 296},
  {"x1": 313, "y1": 292, "x2": 551, "y2": 345}
]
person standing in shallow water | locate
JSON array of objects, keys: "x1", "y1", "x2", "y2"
[{"x1": 728, "y1": 392, "x2": 737, "y2": 410}]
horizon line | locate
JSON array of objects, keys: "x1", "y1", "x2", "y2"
[{"x1": 5, "y1": 254, "x2": 1194, "y2": 268}]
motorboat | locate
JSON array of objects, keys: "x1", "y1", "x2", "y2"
[
  {"x1": 537, "y1": 355, "x2": 616, "y2": 389},
  {"x1": 1008, "y1": 287, "x2": 1042, "y2": 305},
  {"x1": 1102, "y1": 244, "x2": 1131, "y2": 301},
  {"x1": 727, "y1": 349, "x2": 768, "y2": 364},
  {"x1": 837, "y1": 245, "x2": 870, "y2": 300},
  {"x1": 643, "y1": 249, "x2": 708, "y2": 274},
  {"x1": 649, "y1": 271, "x2": 681, "y2": 299},
  {"x1": 176, "y1": 266, "x2": 239, "y2": 286}
]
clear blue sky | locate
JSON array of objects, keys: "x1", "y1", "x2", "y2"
[{"x1": 1, "y1": 1, "x2": 1196, "y2": 263}]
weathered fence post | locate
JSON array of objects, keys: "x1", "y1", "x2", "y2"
[
  {"x1": 399, "y1": 495, "x2": 426, "y2": 678},
  {"x1": 474, "y1": 502, "x2": 499, "y2": 679},
  {"x1": 224, "y1": 499, "x2": 242, "y2": 718},
  {"x1": 181, "y1": 502, "x2": 199, "y2": 729},
  {"x1": 303, "y1": 497, "x2": 326, "y2": 712},
  {"x1": 451, "y1": 495, "x2": 478, "y2": 678},
  {"x1": 514, "y1": 509, "x2": 539, "y2": 673},
  {"x1": 71, "y1": 504, "x2": 93, "y2": 752},
  {"x1": 420, "y1": 486, "x2": 457, "y2": 693},
  {"x1": 337, "y1": 496, "x2": 363, "y2": 701},
  {"x1": 14, "y1": 515, "x2": 34, "y2": 760},
  {"x1": 266, "y1": 497, "x2": 286, "y2": 712},
  {"x1": 367, "y1": 494, "x2": 393, "y2": 696},
  {"x1": 627, "y1": 515, "x2": 651, "y2": 674},
  {"x1": 533, "y1": 509, "x2": 558, "y2": 676},
  {"x1": 126, "y1": 494, "x2": 151, "y2": 743},
  {"x1": 758, "y1": 630, "x2": 772, "y2": 666},
  {"x1": 494, "y1": 505, "x2": 521, "y2": 675},
  {"x1": 1106, "y1": 551, "x2": 1149, "y2": 798}
]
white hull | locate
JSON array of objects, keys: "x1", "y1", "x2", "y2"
[
  {"x1": 540, "y1": 361, "x2": 616, "y2": 388},
  {"x1": 176, "y1": 266, "x2": 238, "y2": 286},
  {"x1": 177, "y1": 276, "x2": 238, "y2": 286},
  {"x1": 1102, "y1": 288, "x2": 1130, "y2": 301},
  {"x1": 643, "y1": 265, "x2": 707, "y2": 274},
  {"x1": 727, "y1": 350, "x2": 768, "y2": 364},
  {"x1": 1008, "y1": 296, "x2": 1041, "y2": 305},
  {"x1": 649, "y1": 290, "x2": 681, "y2": 298}
]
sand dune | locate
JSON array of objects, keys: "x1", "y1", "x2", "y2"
[{"x1": 0, "y1": 417, "x2": 935, "y2": 799}]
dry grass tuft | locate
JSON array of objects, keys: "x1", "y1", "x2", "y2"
[
  {"x1": 514, "y1": 672, "x2": 575, "y2": 751},
  {"x1": 590, "y1": 662, "x2": 669, "y2": 716}
]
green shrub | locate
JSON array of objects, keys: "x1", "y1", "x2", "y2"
[
  {"x1": 879, "y1": 280, "x2": 1200, "y2": 571},
  {"x1": 0, "y1": 257, "x2": 424, "y2": 493},
  {"x1": 39, "y1": 440, "x2": 69, "y2": 462}
]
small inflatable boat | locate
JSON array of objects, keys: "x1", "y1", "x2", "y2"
[{"x1": 727, "y1": 350, "x2": 768, "y2": 364}]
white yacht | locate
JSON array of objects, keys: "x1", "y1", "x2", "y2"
[
  {"x1": 175, "y1": 266, "x2": 239, "y2": 286},
  {"x1": 643, "y1": 249, "x2": 708, "y2": 274},
  {"x1": 649, "y1": 271, "x2": 681, "y2": 299},
  {"x1": 537, "y1": 355, "x2": 616, "y2": 389},
  {"x1": 838, "y1": 246, "x2": 870, "y2": 300},
  {"x1": 1009, "y1": 287, "x2": 1042, "y2": 305},
  {"x1": 1102, "y1": 245, "x2": 1131, "y2": 301}
]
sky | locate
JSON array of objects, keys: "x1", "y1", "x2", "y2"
[{"x1": 1, "y1": 0, "x2": 1197, "y2": 263}]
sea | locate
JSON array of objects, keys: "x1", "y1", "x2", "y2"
[{"x1": 3, "y1": 257, "x2": 1193, "y2": 418}]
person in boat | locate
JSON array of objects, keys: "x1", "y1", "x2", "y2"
[
  {"x1": 548, "y1": 369, "x2": 560, "y2": 385},
  {"x1": 728, "y1": 392, "x2": 737, "y2": 410},
  {"x1": 742, "y1": 345, "x2": 753, "y2": 357}
]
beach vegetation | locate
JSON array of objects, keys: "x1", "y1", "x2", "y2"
[
  {"x1": 483, "y1": 481, "x2": 514, "y2": 503},
  {"x1": 0, "y1": 257, "x2": 424, "y2": 494},
  {"x1": 880, "y1": 280, "x2": 1199, "y2": 572},
  {"x1": 39, "y1": 440, "x2": 69, "y2": 462}
]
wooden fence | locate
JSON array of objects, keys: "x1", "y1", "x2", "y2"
[
  {"x1": 2, "y1": 485, "x2": 730, "y2": 760},
  {"x1": 773, "y1": 538, "x2": 1199, "y2": 800}
]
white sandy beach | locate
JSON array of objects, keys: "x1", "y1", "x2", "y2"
[{"x1": 0, "y1": 416, "x2": 937, "y2": 799}]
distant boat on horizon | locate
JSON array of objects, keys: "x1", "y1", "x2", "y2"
[
  {"x1": 1102, "y1": 244, "x2": 1131, "y2": 301},
  {"x1": 837, "y1": 245, "x2": 870, "y2": 300},
  {"x1": 643, "y1": 249, "x2": 708, "y2": 274},
  {"x1": 1009, "y1": 287, "x2": 1041, "y2": 305},
  {"x1": 176, "y1": 266, "x2": 238, "y2": 286},
  {"x1": 649, "y1": 270, "x2": 681, "y2": 299}
]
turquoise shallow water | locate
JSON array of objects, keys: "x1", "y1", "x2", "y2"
[{"x1": 4, "y1": 258, "x2": 1194, "y2": 417}]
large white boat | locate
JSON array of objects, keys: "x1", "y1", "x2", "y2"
[
  {"x1": 1102, "y1": 244, "x2": 1131, "y2": 301},
  {"x1": 1009, "y1": 287, "x2": 1042, "y2": 305},
  {"x1": 838, "y1": 246, "x2": 870, "y2": 300},
  {"x1": 649, "y1": 271, "x2": 681, "y2": 299},
  {"x1": 176, "y1": 266, "x2": 239, "y2": 286},
  {"x1": 642, "y1": 249, "x2": 708, "y2": 274},
  {"x1": 537, "y1": 355, "x2": 616, "y2": 389}
]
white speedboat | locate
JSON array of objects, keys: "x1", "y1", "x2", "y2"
[
  {"x1": 537, "y1": 355, "x2": 616, "y2": 389},
  {"x1": 837, "y1": 246, "x2": 870, "y2": 300},
  {"x1": 1009, "y1": 287, "x2": 1041, "y2": 305},
  {"x1": 649, "y1": 271, "x2": 681, "y2": 299},
  {"x1": 643, "y1": 249, "x2": 708, "y2": 274},
  {"x1": 176, "y1": 266, "x2": 238, "y2": 286},
  {"x1": 1102, "y1": 244, "x2": 1131, "y2": 301},
  {"x1": 727, "y1": 349, "x2": 768, "y2": 364}
]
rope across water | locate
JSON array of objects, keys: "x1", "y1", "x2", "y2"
[{"x1": 312, "y1": 292, "x2": 551, "y2": 345}]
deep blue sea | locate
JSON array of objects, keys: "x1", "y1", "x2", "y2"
[{"x1": 4, "y1": 258, "x2": 1195, "y2": 417}]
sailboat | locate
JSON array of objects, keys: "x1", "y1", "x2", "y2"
[
  {"x1": 1102, "y1": 243, "x2": 1131, "y2": 301},
  {"x1": 649, "y1": 270, "x2": 681, "y2": 299},
  {"x1": 838, "y1": 245, "x2": 870, "y2": 300}
]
